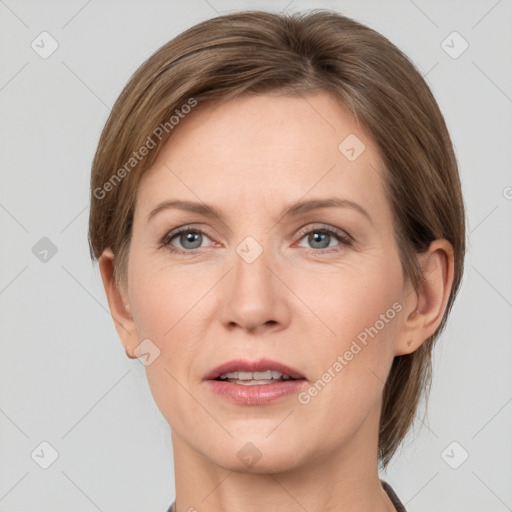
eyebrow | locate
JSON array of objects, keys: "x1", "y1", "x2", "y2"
[{"x1": 146, "y1": 197, "x2": 373, "y2": 225}]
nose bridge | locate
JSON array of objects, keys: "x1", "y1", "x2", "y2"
[
  {"x1": 234, "y1": 236, "x2": 273, "y2": 294},
  {"x1": 220, "y1": 234, "x2": 289, "y2": 332}
]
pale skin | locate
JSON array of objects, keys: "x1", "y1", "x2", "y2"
[{"x1": 99, "y1": 92, "x2": 454, "y2": 512}]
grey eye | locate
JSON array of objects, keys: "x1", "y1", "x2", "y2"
[
  {"x1": 173, "y1": 230, "x2": 208, "y2": 250},
  {"x1": 299, "y1": 230, "x2": 339, "y2": 250}
]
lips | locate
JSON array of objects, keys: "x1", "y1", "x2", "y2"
[{"x1": 203, "y1": 358, "x2": 306, "y2": 381}]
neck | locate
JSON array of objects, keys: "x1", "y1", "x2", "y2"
[{"x1": 170, "y1": 406, "x2": 396, "y2": 512}]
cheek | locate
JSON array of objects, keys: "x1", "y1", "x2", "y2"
[
  {"x1": 291, "y1": 257, "x2": 403, "y2": 412},
  {"x1": 128, "y1": 254, "x2": 207, "y2": 339},
  {"x1": 293, "y1": 255, "x2": 403, "y2": 350},
  {"x1": 128, "y1": 266, "x2": 205, "y2": 425},
  {"x1": 127, "y1": 260, "x2": 215, "y2": 382}
]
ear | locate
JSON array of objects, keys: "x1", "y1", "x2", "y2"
[
  {"x1": 98, "y1": 248, "x2": 138, "y2": 358},
  {"x1": 394, "y1": 239, "x2": 455, "y2": 356}
]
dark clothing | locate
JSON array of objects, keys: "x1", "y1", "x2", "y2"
[
  {"x1": 381, "y1": 480, "x2": 407, "y2": 512},
  {"x1": 166, "y1": 480, "x2": 406, "y2": 511}
]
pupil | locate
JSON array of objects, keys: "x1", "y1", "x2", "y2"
[
  {"x1": 182, "y1": 231, "x2": 201, "y2": 249},
  {"x1": 310, "y1": 232, "x2": 329, "y2": 249}
]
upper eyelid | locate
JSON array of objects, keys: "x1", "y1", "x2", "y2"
[
  {"x1": 163, "y1": 223, "x2": 347, "y2": 238},
  {"x1": 162, "y1": 223, "x2": 351, "y2": 248},
  {"x1": 296, "y1": 223, "x2": 351, "y2": 239},
  {"x1": 161, "y1": 224, "x2": 215, "y2": 242}
]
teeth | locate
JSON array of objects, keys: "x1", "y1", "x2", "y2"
[
  {"x1": 253, "y1": 371, "x2": 272, "y2": 379},
  {"x1": 218, "y1": 370, "x2": 293, "y2": 380},
  {"x1": 235, "y1": 379, "x2": 274, "y2": 386}
]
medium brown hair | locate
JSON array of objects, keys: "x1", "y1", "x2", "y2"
[{"x1": 88, "y1": 9, "x2": 466, "y2": 466}]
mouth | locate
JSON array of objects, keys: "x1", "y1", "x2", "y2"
[
  {"x1": 204, "y1": 358, "x2": 307, "y2": 405},
  {"x1": 204, "y1": 358, "x2": 307, "y2": 384},
  {"x1": 214, "y1": 370, "x2": 300, "y2": 385}
]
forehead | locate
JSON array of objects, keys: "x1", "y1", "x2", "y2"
[{"x1": 135, "y1": 92, "x2": 390, "y2": 226}]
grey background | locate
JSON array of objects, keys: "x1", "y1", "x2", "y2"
[{"x1": 1, "y1": 0, "x2": 511, "y2": 511}]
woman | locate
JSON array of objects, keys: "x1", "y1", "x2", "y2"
[{"x1": 88, "y1": 10, "x2": 465, "y2": 512}]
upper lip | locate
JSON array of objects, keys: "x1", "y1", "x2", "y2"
[{"x1": 204, "y1": 358, "x2": 306, "y2": 380}]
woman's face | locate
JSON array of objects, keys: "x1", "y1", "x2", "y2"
[{"x1": 122, "y1": 92, "x2": 415, "y2": 472}]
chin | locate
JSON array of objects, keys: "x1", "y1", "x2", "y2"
[{"x1": 203, "y1": 435, "x2": 309, "y2": 475}]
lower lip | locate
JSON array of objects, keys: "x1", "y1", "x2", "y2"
[{"x1": 205, "y1": 379, "x2": 307, "y2": 405}]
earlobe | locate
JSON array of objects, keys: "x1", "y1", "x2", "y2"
[
  {"x1": 98, "y1": 248, "x2": 138, "y2": 357},
  {"x1": 395, "y1": 239, "x2": 455, "y2": 356}
]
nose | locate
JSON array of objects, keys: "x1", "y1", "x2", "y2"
[{"x1": 219, "y1": 240, "x2": 291, "y2": 335}]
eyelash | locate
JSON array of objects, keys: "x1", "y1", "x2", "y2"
[{"x1": 159, "y1": 224, "x2": 353, "y2": 256}]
